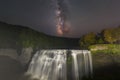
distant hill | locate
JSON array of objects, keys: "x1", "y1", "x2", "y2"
[{"x1": 0, "y1": 21, "x2": 79, "y2": 49}]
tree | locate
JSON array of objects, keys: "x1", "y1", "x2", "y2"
[
  {"x1": 79, "y1": 32, "x2": 96, "y2": 48},
  {"x1": 113, "y1": 27, "x2": 120, "y2": 43},
  {"x1": 84, "y1": 32, "x2": 96, "y2": 44},
  {"x1": 102, "y1": 26, "x2": 120, "y2": 44},
  {"x1": 96, "y1": 33, "x2": 104, "y2": 44}
]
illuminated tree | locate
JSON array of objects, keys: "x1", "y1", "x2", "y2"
[
  {"x1": 113, "y1": 27, "x2": 120, "y2": 43},
  {"x1": 102, "y1": 26, "x2": 120, "y2": 44},
  {"x1": 84, "y1": 32, "x2": 96, "y2": 44},
  {"x1": 79, "y1": 32, "x2": 96, "y2": 48}
]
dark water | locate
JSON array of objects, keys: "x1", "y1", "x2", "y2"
[{"x1": 0, "y1": 56, "x2": 24, "y2": 80}]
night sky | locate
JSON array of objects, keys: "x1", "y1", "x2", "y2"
[{"x1": 0, "y1": 0, "x2": 120, "y2": 38}]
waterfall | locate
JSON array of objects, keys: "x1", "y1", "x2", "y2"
[
  {"x1": 71, "y1": 50, "x2": 93, "y2": 80},
  {"x1": 26, "y1": 50, "x2": 92, "y2": 80}
]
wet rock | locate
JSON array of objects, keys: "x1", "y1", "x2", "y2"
[{"x1": 19, "y1": 47, "x2": 33, "y2": 66}]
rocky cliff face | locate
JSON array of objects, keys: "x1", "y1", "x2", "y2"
[
  {"x1": 19, "y1": 47, "x2": 33, "y2": 66},
  {"x1": 0, "y1": 49, "x2": 18, "y2": 60},
  {"x1": 0, "y1": 47, "x2": 33, "y2": 66},
  {"x1": 92, "y1": 53, "x2": 120, "y2": 80},
  {"x1": 92, "y1": 53, "x2": 120, "y2": 69}
]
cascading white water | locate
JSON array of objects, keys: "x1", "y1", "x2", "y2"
[
  {"x1": 71, "y1": 50, "x2": 93, "y2": 80},
  {"x1": 26, "y1": 50, "x2": 67, "y2": 80},
  {"x1": 26, "y1": 50, "x2": 92, "y2": 80},
  {"x1": 71, "y1": 52, "x2": 79, "y2": 80}
]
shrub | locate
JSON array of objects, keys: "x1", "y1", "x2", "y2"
[{"x1": 89, "y1": 44, "x2": 120, "y2": 54}]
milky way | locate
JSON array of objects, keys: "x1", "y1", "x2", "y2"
[
  {"x1": 0, "y1": 0, "x2": 120, "y2": 37},
  {"x1": 55, "y1": 0, "x2": 71, "y2": 36}
]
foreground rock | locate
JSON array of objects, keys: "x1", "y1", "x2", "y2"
[
  {"x1": 92, "y1": 53, "x2": 120, "y2": 80},
  {"x1": 19, "y1": 47, "x2": 33, "y2": 66},
  {"x1": 0, "y1": 49, "x2": 18, "y2": 60},
  {"x1": 0, "y1": 48, "x2": 33, "y2": 66},
  {"x1": 0, "y1": 56, "x2": 24, "y2": 80}
]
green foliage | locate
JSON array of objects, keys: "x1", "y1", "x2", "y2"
[
  {"x1": 89, "y1": 44, "x2": 120, "y2": 54},
  {"x1": 79, "y1": 26, "x2": 120, "y2": 49},
  {"x1": 19, "y1": 28, "x2": 37, "y2": 48},
  {"x1": 0, "y1": 21, "x2": 78, "y2": 48},
  {"x1": 97, "y1": 38, "x2": 104, "y2": 44},
  {"x1": 18, "y1": 28, "x2": 55, "y2": 48},
  {"x1": 103, "y1": 28, "x2": 117, "y2": 43},
  {"x1": 102, "y1": 27, "x2": 120, "y2": 44},
  {"x1": 18, "y1": 27, "x2": 79, "y2": 48},
  {"x1": 96, "y1": 33, "x2": 104, "y2": 44},
  {"x1": 0, "y1": 22, "x2": 22, "y2": 48},
  {"x1": 84, "y1": 32, "x2": 96, "y2": 44},
  {"x1": 113, "y1": 27, "x2": 120, "y2": 43},
  {"x1": 79, "y1": 32, "x2": 96, "y2": 48}
]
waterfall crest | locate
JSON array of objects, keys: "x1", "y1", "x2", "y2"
[{"x1": 26, "y1": 50, "x2": 92, "y2": 80}]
